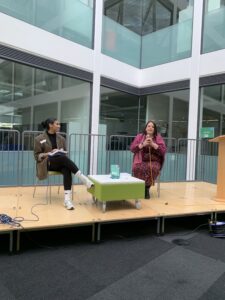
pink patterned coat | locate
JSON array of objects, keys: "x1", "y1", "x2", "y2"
[{"x1": 130, "y1": 133, "x2": 166, "y2": 186}]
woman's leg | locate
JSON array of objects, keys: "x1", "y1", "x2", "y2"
[
  {"x1": 48, "y1": 158, "x2": 74, "y2": 210},
  {"x1": 145, "y1": 186, "x2": 150, "y2": 199},
  {"x1": 60, "y1": 167, "x2": 74, "y2": 210},
  {"x1": 49, "y1": 156, "x2": 93, "y2": 188}
]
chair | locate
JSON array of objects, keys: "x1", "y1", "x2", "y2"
[{"x1": 33, "y1": 171, "x2": 62, "y2": 204}]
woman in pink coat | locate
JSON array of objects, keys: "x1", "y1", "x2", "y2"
[{"x1": 130, "y1": 121, "x2": 166, "y2": 199}]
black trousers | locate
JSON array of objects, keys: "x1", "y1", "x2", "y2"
[{"x1": 48, "y1": 155, "x2": 79, "y2": 190}]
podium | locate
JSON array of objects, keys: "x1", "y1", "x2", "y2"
[{"x1": 209, "y1": 135, "x2": 225, "y2": 201}]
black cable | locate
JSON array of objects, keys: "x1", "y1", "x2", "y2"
[{"x1": 162, "y1": 223, "x2": 209, "y2": 237}]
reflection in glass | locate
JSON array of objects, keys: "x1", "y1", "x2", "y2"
[
  {"x1": 14, "y1": 64, "x2": 33, "y2": 100},
  {"x1": 33, "y1": 103, "x2": 58, "y2": 131},
  {"x1": 35, "y1": 69, "x2": 59, "y2": 95},
  {"x1": 0, "y1": 0, "x2": 94, "y2": 48},
  {"x1": 100, "y1": 86, "x2": 139, "y2": 137},
  {"x1": 141, "y1": 89, "x2": 189, "y2": 139},
  {"x1": 199, "y1": 85, "x2": 225, "y2": 138},
  {"x1": 103, "y1": 0, "x2": 193, "y2": 67},
  {"x1": 202, "y1": 0, "x2": 225, "y2": 53},
  {"x1": 61, "y1": 81, "x2": 91, "y2": 135},
  {"x1": 0, "y1": 60, "x2": 13, "y2": 104},
  {"x1": 0, "y1": 59, "x2": 91, "y2": 133}
]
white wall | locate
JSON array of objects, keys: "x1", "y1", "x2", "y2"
[{"x1": 141, "y1": 58, "x2": 191, "y2": 87}]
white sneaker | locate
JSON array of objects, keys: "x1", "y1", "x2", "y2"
[
  {"x1": 86, "y1": 179, "x2": 94, "y2": 189},
  {"x1": 64, "y1": 199, "x2": 74, "y2": 210},
  {"x1": 75, "y1": 171, "x2": 94, "y2": 189}
]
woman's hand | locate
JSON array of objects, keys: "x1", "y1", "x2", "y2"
[
  {"x1": 145, "y1": 137, "x2": 159, "y2": 150},
  {"x1": 144, "y1": 137, "x2": 151, "y2": 147}
]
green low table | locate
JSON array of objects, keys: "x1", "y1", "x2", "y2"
[{"x1": 88, "y1": 173, "x2": 145, "y2": 212}]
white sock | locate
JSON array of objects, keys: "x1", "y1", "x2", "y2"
[
  {"x1": 64, "y1": 190, "x2": 72, "y2": 201},
  {"x1": 75, "y1": 170, "x2": 93, "y2": 188},
  {"x1": 64, "y1": 190, "x2": 74, "y2": 210}
]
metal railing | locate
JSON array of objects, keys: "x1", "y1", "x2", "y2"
[
  {"x1": 0, "y1": 130, "x2": 219, "y2": 186},
  {"x1": 0, "y1": 129, "x2": 20, "y2": 186}
]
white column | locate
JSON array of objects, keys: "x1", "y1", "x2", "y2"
[
  {"x1": 186, "y1": 0, "x2": 204, "y2": 180},
  {"x1": 89, "y1": 0, "x2": 104, "y2": 174}
]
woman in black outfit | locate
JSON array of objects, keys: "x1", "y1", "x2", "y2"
[{"x1": 34, "y1": 118, "x2": 93, "y2": 210}]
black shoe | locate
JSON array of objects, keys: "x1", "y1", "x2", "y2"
[{"x1": 145, "y1": 187, "x2": 150, "y2": 199}]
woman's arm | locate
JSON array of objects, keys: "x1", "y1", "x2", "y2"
[
  {"x1": 34, "y1": 136, "x2": 50, "y2": 162},
  {"x1": 153, "y1": 135, "x2": 166, "y2": 157},
  {"x1": 130, "y1": 134, "x2": 145, "y2": 153}
]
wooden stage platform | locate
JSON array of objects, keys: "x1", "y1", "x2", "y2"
[{"x1": 1, "y1": 182, "x2": 225, "y2": 252}]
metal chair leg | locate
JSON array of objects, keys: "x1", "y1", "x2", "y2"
[{"x1": 33, "y1": 177, "x2": 38, "y2": 198}]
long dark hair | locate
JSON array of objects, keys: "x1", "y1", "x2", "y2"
[
  {"x1": 143, "y1": 120, "x2": 158, "y2": 138},
  {"x1": 41, "y1": 118, "x2": 57, "y2": 130}
]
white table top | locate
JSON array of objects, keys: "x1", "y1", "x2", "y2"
[{"x1": 88, "y1": 173, "x2": 145, "y2": 184}]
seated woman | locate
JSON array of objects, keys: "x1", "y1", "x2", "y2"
[
  {"x1": 130, "y1": 120, "x2": 166, "y2": 199},
  {"x1": 34, "y1": 118, "x2": 93, "y2": 210}
]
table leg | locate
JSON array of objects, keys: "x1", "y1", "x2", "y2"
[
  {"x1": 16, "y1": 230, "x2": 20, "y2": 252},
  {"x1": 9, "y1": 231, "x2": 13, "y2": 253},
  {"x1": 161, "y1": 217, "x2": 165, "y2": 235},
  {"x1": 157, "y1": 218, "x2": 161, "y2": 235},
  {"x1": 97, "y1": 223, "x2": 101, "y2": 242},
  {"x1": 91, "y1": 223, "x2": 95, "y2": 242},
  {"x1": 102, "y1": 202, "x2": 106, "y2": 213},
  {"x1": 135, "y1": 199, "x2": 141, "y2": 209}
]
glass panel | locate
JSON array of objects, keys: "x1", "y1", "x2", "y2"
[
  {"x1": 142, "y1": 17, "x2": 193, "y2": 67},
  {"x1": 0, "y1": 60, "x2": 13, "y2": 104},
  {"x1": 141, "y1": 89, "x2": 189, "y2": 139},
  {"x1": 0, "y1": 0, "x2": 94, "y2": 48},
  {"x1": 102, "y1": 16, "x2": 141, "y2": 67},
  {"x1": 14, "y1": 64, "x2": 33, "y2": 100},
  {"x1": 33, "y1": 103, "x2": 58, "y2": 130},
  {"x1": 141, "y1": 89, "x2": 189, "y2": 181},
  {"x1": 144, "y1": 94, "x2": 170, "y2": 137},
  {"x1": 196, "y1": 84, "x2": 225, "y2": 183},
  {"x1": 0, "y1": 59, "x2": 91, "y2": 188},
  {"x1": 100, "y1": 86, "x2": 140, "y2": 137},
  {"x1": 202, "y1": 0, "x2": 225, "y2": 53},
  {"x1": 104, "y1": 0, "x2": 142, "y2": 35},
  {"x1": 200, "y1": 85, "x2": 225, "y2": 138},
  {"x1": 0, "y1": 0, "x2": 34, "y2": 23},
  {"x1": 61, "y1": 79, "x2": 90, "y2": 134},
  {"x1": 142, "y1": 0, "x2": 173, "y2": 35},
  {"x1": 103, "y1": 0, "x2": 193, "y2": 68},
  {"x1": 172, "y1": 97, "x2": 189, "y2": 138},
  {"x1": 35, "y1": 69, "x2": 59, "y2": 95},
  {"x1": 203, "y1": 85, "x2": 222, "y2": 102}
]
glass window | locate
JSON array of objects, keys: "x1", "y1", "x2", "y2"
[
  {"x1": 35, "y1": 69, "x2": 59, "y2": 95},
  {"x1": 103, "y1": 0, "x2": 193, "y2": 67},
  {"x1": 202, "y1": 0, "x2": 225, "y2": 53},
  {"x1": 0, "y1": 59, "x2": 91, "y2": 134},
  {"x1": 33, "y1": 103, "x2": 58, "y2": 131},
  {"x1": 199, "y1": 84, "x2": 225, "y2": 137},
  {"x1": 99, "y1": 86, "x2": 140, "y2": 136},
  {"x1": 14, "y1": 64, "x2": 33, "y2": 100},
  {"x1": 0, "y1": 60, "x2": 13, "y2": 104},
  {"x1": 0, "y1": 0, "x2": 94, "y2": 48},
  {"x1": 61, "y1": 79, "x2": 91, "y2": 134},
  {"x1": 142, "y1": 0, "x2": 193, "y2": 68},
  {"x1": 141, "y1": 89, "x2": 189, "y2": 139}
]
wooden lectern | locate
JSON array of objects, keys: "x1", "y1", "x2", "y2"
[{"x1": 209, "y1": 135, "x2": 225, "y2": 201}]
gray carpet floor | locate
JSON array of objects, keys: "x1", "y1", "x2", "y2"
[{"x1": 0, "y1": 216, "x2": 225, "y2": 300}]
